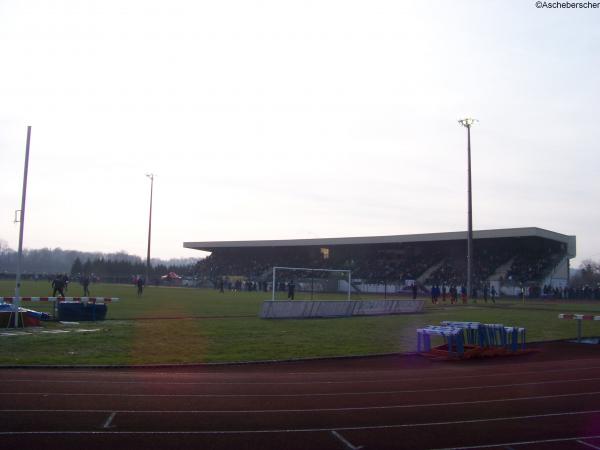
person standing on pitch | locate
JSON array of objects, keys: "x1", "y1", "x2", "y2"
[
  {"x1": 60, "y1": 273, "x2": 69, "y2": 293},
  {"x1": 287, "y1": 280, "x2": 295, "y2": 300},
  {"x1": 82, "y1": 274, "x2": 91, "y2": 296},
  {"x1": 51, "y1": 274, "x2": 66, "y2": 297},
  {"x1": 137, "y1": 276, "x2": 144, "y2": 296}
]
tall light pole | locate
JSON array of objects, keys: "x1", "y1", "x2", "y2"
[
  {"x1": 14, "y1": 126, "x2": 32, "y2": 328},
  {"x1": 458, "y1": 118, "x2": 477, "y2": 300},
  {"x1": 145, "y1": 173, "x2": 155, "y2": 286}
]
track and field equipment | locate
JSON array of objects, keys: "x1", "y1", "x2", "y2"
[
  {"x1": 0, "y1": 297, "x2": 119, "y2": 304},
  {"x1": 559, "y1": 313, "x2": 600, "y2": 342}
]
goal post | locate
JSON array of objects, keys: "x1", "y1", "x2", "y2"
[{"x1": 271, "y1": 266, "x2": 352, "y2": 301}]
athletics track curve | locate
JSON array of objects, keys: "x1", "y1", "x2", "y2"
[{"x1": 1, "y1": 341, "x2": 600, "y2": 450}]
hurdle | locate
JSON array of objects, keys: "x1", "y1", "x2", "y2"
[
  {"x1": 417, "y1": 326, "x2": 465, "y2": 358},
  {"x1": 440, "y1": 321, "x2": 487, "y2": 347},
  {"x1": 559, "y1": 313, "x2": 600, "y2": 343},
  {"x1": 441, "y1": 321, "x2": 526, "y2": 352},
  {"x1": 420, "y1": 321, "x2": 528, "y2": 359}
]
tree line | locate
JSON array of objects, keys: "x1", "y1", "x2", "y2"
[
  {"x1": 571, "y1": 259, "x2": 600, "y2": 287},
  {"x1": 0, "y1": 239, "x2": 198, "y2": 279},
  {"x1": 69, "y1": 256, "x2": 195, "y2": 280}
]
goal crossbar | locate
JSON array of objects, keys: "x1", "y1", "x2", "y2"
[{"x1": 271, "y1": 266, "x2": 352, "y2": 301}]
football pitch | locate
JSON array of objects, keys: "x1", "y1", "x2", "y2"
[{"x1": 1, "y1": 280, "x2": 599, "y2": 366}]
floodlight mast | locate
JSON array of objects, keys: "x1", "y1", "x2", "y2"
[
  {"x1": 145, "y1": 173, "x2": 155, "y2": 287},
  {"x1": 14, "y1": 126, "x2": 32, "y2": 328},
  {"x1": 458, "y1": 118, "x2": 477, "y2": 301}
]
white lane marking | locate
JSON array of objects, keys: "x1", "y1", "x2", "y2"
[
  {"x1": 2, "y1": 410, "x2": 600, "y2": 435},
  {"x1": 2, "y1": 376, "x2": 600, "y2": 398},
  {"x1": 2, "y1": 389, "x2": 600, "y2": 413},
  {"x1": 577, "y1": 440, "x2": 600, "y2": 450},
  {"x1": 6, "y1": 363, "x2": 600, "y2": 386},
  {"x1": 6, "y1": 355, "x2": 600, "y2": 378},
  {"x1": 331, "y1": 430, "x2": 364, "y2": 450},
  {"x1": 102, "y1": 412, "x2": 116, "y2": 429},
  {"x1": 431, "y1": 434, "x2": 600, "y2": 449}
]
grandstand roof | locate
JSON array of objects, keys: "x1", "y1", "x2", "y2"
[{"x1": 184, "y1": 227, "x2": 576, "y2": 257}]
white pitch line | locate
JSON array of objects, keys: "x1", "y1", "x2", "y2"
[
  {"x1": 102, "y1": 412, "x2": 116, "y2": 429},
  {"x1": 8, "y1": 364, "x2": 600, "y2": 388},
  {"x1": 331, "y1": 430, "x2": 364, "y2": 450},
  {"x1": 431, "y1": 434, "x2": 600, "y2": 449},
  {"x1": 577, "y1": 440, "x2": 600, "y2": 450},
  {"x1": 2, "y1": 389, "x2": 600, "y2": 414},
  {"x1": 2, "y1": 375, "x2": 600, "y2": 398},
  {"x1": 2, "y1": 409, "x2": 600, "y2": 435}
]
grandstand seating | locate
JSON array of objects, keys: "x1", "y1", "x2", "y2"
[{"x1": 194, "y1": 236, "x2": 568, "y2": 294}]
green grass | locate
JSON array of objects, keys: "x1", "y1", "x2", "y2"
[{"x1": 1, "y1": 280, "x2": 600, "y2": 365}]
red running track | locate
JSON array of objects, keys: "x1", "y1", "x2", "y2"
[{"x1": 1, "y1": 341, "x2": 600, "y2": 449}]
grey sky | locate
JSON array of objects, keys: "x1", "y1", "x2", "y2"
[{"x1": 0, "y1": 1, "x2": 598, "y2": 264}]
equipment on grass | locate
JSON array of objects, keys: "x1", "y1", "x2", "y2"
[
  {"x1": 559, "y1": 313, "x2": 600, "y2": 343},
  {"x1": 0, "y1": 297, "x2": 119, "y2": 326},
  {"x1": 0, "y1": 297, "x2": 119, "y2": 304}
]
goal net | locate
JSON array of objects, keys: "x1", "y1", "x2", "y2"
[{"x1": 270, "y1": 266, "x2": 352, "y2": 301}]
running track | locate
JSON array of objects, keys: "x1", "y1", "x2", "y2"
[{"x1": 1, "y1": 341, "x2": 600, "y2": 449}]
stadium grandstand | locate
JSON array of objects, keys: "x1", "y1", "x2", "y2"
[{"x1": 184, "y1": 227, "x2": 575, "y2": 296}]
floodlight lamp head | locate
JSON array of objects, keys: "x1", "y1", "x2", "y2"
[{"x1": 458, "y1": 118, "x2": 478, "y2": 128}]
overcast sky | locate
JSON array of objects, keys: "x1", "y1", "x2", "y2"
[{"x1": 0, "y1": 0, "x2": 598, "y2": 264}]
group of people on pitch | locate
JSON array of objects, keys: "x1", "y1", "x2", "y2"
[
  {"x1": 51, "y1": 273, "x2": 91, "y2": 297},
  {"x1": 430, "y1": 283, "x2": 497, "y2": 304}
]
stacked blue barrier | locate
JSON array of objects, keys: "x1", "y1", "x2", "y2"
[
  {"x1": 418, "y1": 321, "x2": 527, "y2": 358},
  {"x1": 417, "y1": 326, "x2": 465, "y2": 357},
  {"x1": 440, "y1": 321, "x2": 526, "y2": 352}
]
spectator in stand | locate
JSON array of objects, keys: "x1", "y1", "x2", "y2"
[
  {"x1": 461, "y1": 285, "x2": 467, "y2": 304},
  {"x1": 450, "y1": 285, "x2": 457, "y2": 304},
  {"x1": 442, "y1": 284, "x2": 447, "y2": 302}
]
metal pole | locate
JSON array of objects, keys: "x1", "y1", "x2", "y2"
[
  {"x1": 145, "y1": 174, "x2": 154, "y2": 287},
  {"x1": 14, "y1": 126, "x2": 32, "y2": 328},
  {"x1": 348, "y1": 271, "x2": 351, "y2": 301},
  {"x1": 467, "y1": 125, "x2": 473, "y2": 302},
  {"x1": 272, "y1": 267, "x2": 276, "y2": 301}
]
